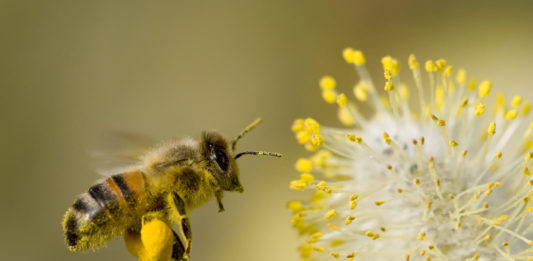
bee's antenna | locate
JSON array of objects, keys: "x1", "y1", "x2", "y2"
[
  {"x1": 231, "y1": 118, "x2": 263, "y2": 151},
  {"x1": 235, "y1": 151, "x2": 282, "y2": 159}
]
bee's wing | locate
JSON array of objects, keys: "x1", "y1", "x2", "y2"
[{"x1": 90, "y1": 131, "x2": 155, "y2": 176}]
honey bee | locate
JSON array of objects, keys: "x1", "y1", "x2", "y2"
[{"x1": 62, "y1": 118, "x2": 281, "y2": 260}]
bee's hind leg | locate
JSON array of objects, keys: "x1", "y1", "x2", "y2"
[
  {"x1": 124, "y1": 212, "x2": 175, "y2": 261},
  {"x1": 171, "y1": 192, "x2": 193, "y2": 260}
]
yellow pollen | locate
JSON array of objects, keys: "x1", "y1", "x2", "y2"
[
  {"x1": 426, "y1": 200, "x2": 432, "y2": 209},
  {"x1": 292, "y1": 119, "x2": 305, "y2": 133},
  {"x1": 311, "y1": 135, "x2": 324, "y2": 147},
  {"x1": 353, "y1": 82, "x2": 369, "y2": 101},
  {"x1": 304, "y1": 118, "x2": 321, "y2": 134},
  {"x1": 524, "y1": 167, "x2": 531, "y2": 176},
  {"x1": 313, "y1": 246, "x2": 325, "y2": 253},
  {"x1": 349, "y1": 200, "x2": 357, "y2": 210},
  {"x1": 375, "y1": 200, "x2": 385, "y2": 206},
  {"x1": 345, "y1": 215, "x2": 356, "y2": 225},
  {"x1": 449, "y1": 140, "x2": 458, "y2": 147},
  {"x1": 290, "y1": 180, "x2": 307, "y2": 191},
  {"x1": 319, "y1": 76, "x2": 336, "y2": 90},
  {"x1": 435, "y1": 59, "x2": 447, "y2": 71},
  {"x1": 328, "y1": 223, "x2": 339, "y2": 231},
  {"x1": 488, "y1": 122, "x2": 496, "y2": 135},
  {"x1": 382, "y1": 56, "x2": 399, "y2": 76},
  {"x1": 523, "y1": 102, "x2": 531, "y2": 115},
  {"x1": 512, "y1": 95, "x2": 523, "y2": 108},
  {"x1": 347, "y1": 133, "x2": 356, "y2": 142},
  {"x1": 336, "y1": 93, "x2": 347, "y2": 107},
  {"x1": 456, "y1": 222, "x2": 461, "y2": 229},
  {"x1": 474, "y1": 103, "x2": 486, "y2": 116},
  {"x1": 420, "y1": 249, "x2": 426, "y2": 256},
  {"x1": 478, "y1": 80, "x2": 492, "y2": 97},
  {"x1": 331, "y1": 252, "x2": 340, "y2": 258},
  {"x1": 417, "y1": 232, "x2": 426, "y2": 241},
  {"x1": 506, "y1": 110, "x2": 518, "y2": 120},
  {"x1": 296, "y1": 131, "x2": 310, "y2": 144},
  {"x1": 408, "y1": 54, "x2": 419, "y2": 70},
  {"x1": 300, "y1": 173, "x2": 315, "y2": 184},
  {"x1": 484, "y1": 234, "x2": 491, "y2": 241},
  {"x1": 325, "y1": 209, "x2": 337, "y2": 219},
  {"x1": 383, "y1": 132, "x2": 392, "y2": 144},
  {"x1": 425, "y1": 60, "x2": 436, "y2": 72},
  {"x1": 456, "y1": 68, "x2": 467, "y2": 85},
  {"x1": 343, "y1": 48, "x2": 366, "y2": 66},
  {"x1": 365, "y1": 231, "x2": 375, "y2": 237},
  {"x1": 414, "y1": 178, "x2": 421, "y2": 185},
  {"x1": 350, "y1": 194, "x2": 359, "y2": 200},
  {"x1": 502, "y1": 241, "x2": 509, "y2": 247},
  {"x1": 322, "y1": 90, "x2": 337, "y2": 104},
  {"x1": 461, "y1": 150, "x2": 468, "y2": 157},
  {"x1": 295, "y1": 158, "x2": 313, "y2": 172},
  {"x1": 384, "y1": 81, "x2": 394, "y2": 91},
  {"x1": 287, "y1": 201, "x2": 302, "y2": 212}
]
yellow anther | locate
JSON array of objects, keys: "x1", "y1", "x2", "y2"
[
  {"x1": 353, "y1": 82, "x2": 369, "y2": 101},
  {"x1": 506, "y1": 110, "x2": 518, "y2": 120},
  {"x1": 384, "y1": 70, "x2": 392, "y2": 80},
  {"x1": 319, "y1": 76, "x2": 336, "y2": 90},
  {"x1": 473, "y1": 253, "x2": 480, "y2": 260},
  {"x1": 448, "y1": 194, "x2": 455, "y2": 200},
  {"x1": 425, "y1": 60, "x2": 436, "y2": 72},
  {"x1": 311, "y1": 135, "x2": 324, "y2": 147},
  {"x1": 523, "y1": 102, "x2": 531, "y2": 115},
  {"x1": 484, "y1": 234, "x2": 491, "y2": 241},
  {"x1": 290, "y1": 180, "x2": 307, "y2": 191},
  {"x1": 365, "y1": 231, "x2": 375, "y2": 238},
  {"x1": 296, "y1": 131, "x2": 310, "y2": 144},
  {"x1": 420, "y1": 249, "x2": 426, "y2": 256},
  {"x1": 347, "y1": 133, "x2": 356, "y2": 142},
  {"x1": 488, "y1": 122, "x2": 496, "y2": 135},
  {"x1": 495, "y1": 152, "x2": 502, "y2": 159},
  {"x1": 512, "y1": 95, "x2": 522, "y2": 108},
  {"x1": 420, "y1": 137, "x2": 425, "y2": 145},
  {"x1": 343, "y1": 48, "x2": 366, "y2": 65},
  {"x1": 399, "y1": 84, "x2": 409, "y2": 100},
  {"x1": 435, "y1": 59, "x2": 447, "y2": 71},
  {"x1": 304, "y1": 118, "x2": 321, "y2": 134},
  {"x1": 484, "y1": 202, "x2": 489, "y2": 209},
  {"x1": 325, "y1": 209, "x2": 337, "y2": 219},
  {"x1": 345, "y1": 215, "x2": 356, "y2": 225},
  {"x1": 417, "y1": 232, "x2": 426, "y2": 241},
  {"x1": 408, "y1": 54, "x2": 419, "y2": 70},
  {"x1": 380, "y1": 227, "x2": 387, "y2": 232},
  {"x1": 468, "y1": 79, "x2": 477, "y2": 91},
  {"x1": 383, "y1": 132, "x2": 392, "y2": 144},
  {"x1": 461, "y1": 150, "x2": 468, "y2": 157},
  {"x1": 328, "y1": 223, "x2": 339, "y2": 231},
  {"x1": 526, "y1": 152, "x2": 533, "y2": 162},
  {"x1": 292, "y1": 119, "x2": 305, "y2": 132},
  {"x1": 349, "y1": 200, "x2": 357, "y2": 210},
  {"x1": 311, "y1": 232, "x2": 323, "y2": 240},
  {"x1": 474, "y1": 194, "x2": 480, "y2": 200},
  {"x1": 336, "y1": 93, "x2": 347, "y2": 107},
  {"x1": 456, "y1": 68, "x2": 467, "y2": 85},
  {"x1": 449, "y1": 140, "x2": 458, "y2": 147},
  {"x1": 384, "y1": 81, "x2": 394, "y2": 91},
  {"x1": 313, "y1": 246, "x2": 325, "y2": 253},
  {"x1": 316, "y1": 181, "x2": 331, "y2": 193},
  {"x1": 322, "y1": 90, "x2": 337, "y2": 104},
  {"x1": 478, "y1": 80, "x2": 492, "y2": 97},
  {"x1": 456, "y1": 222, "x2": 461, "y2": 229},
  {"x1": 295, "y1": 158, "x2": 313, "y2": 172},
  {"x1": 382, "y1": 56, "x2": 400, "y2": 76},
  {"x1": 375, "y1": 200, "x2": 385, "y2": 206},
  {"x1": 287, "y1": 201, "x2": 302, "y2": 212},
  {"x1": 405, "y1": 253, "x2": 411, "y2": 261},
  {"x1": 444, "y1": 65, "x2": 453, "y2": 76},
  {"x1": 414, "y1": 178, "x2": 421, "y2": 185},
  {"x1": 426, "y1": 200, "x2": 432, "y2": 209},
  {"x1": 524, "y1": 167, "x2": 531, "y2": 176},
  {"x1": 527, "y1": 207, "x2": 533, "y2": 212},
  {"x1": 300, "y1": 244, "x2": 312, "y2": 258},
  {"x1": 474, "y1": 103, "x2": 486, "y2": 116},
  {"x1": 502, "y1": 241, "x2": 509, "y2": 247},
  {"x1": 350, "y1": 194, "x2": 359, "y2": 201},
  {"x1": 300, "y1": 173, "x2": 315, "y2": 184},
  {"x1": 437, "y1": 120, "x2": 446, "y2": 126},
  {"x1": 331, "y1": 252, "x2": 340, "y2": 258}
]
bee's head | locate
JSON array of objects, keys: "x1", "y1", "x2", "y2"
[
  {"x1": 202, "y1": 118, "x2": 281, "y2": 193},
  {"x1": 201, "y1": 131, "x2": 243, "y2": 192}
]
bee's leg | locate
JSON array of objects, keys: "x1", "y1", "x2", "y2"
[
  {"x1": 215, "y1": 190, "x2": 225, "y2": 212},
  {"x1": 171, "y1": 192, "x2": 193, "y2": 260}
]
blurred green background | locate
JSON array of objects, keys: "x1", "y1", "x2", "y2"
[{"x1": 1, "y1": 1, "x2": 533, "y2": 260}]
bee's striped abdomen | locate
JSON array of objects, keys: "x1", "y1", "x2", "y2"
[{"x1": 63, "y1": 170, "x2": 147, "y2": 251}]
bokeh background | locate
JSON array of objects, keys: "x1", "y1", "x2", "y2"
[{"x1": 2, "y1": 1, "x2": 533, "y2": 260}]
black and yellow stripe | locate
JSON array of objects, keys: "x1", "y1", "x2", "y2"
[{"x1": 63, "y1": 170, "x2": 148, "y2": 251}]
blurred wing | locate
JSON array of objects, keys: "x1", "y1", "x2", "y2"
[{"x1": 90, "y1": 131, "x2": 155, "y2": 176}]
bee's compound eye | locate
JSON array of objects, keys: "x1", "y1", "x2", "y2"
[{"x1": 212, "y1": 147, "x2": 229, "y2": 172}]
